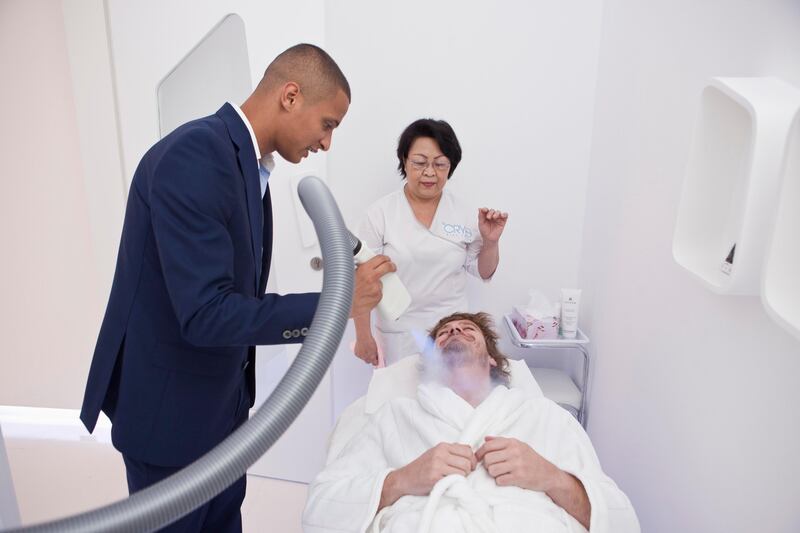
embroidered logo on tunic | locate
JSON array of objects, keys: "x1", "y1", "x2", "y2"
[{"x1": 441, "y1": 222, "x2": 474, "y2": 243}]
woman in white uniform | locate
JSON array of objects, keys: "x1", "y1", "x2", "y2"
[{"x1": 355, "y1": 119, "x2": 508, "y2": 365}]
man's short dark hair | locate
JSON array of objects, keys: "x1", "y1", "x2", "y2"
[
  {"x1": 262, "y1": 43, "x2": 351, "y2": 103},
  {"x1": 396, "y1": 119, "x2": 462, "y2": 179},
  {"x1": 428, "y1": 312, "x2": 511, "y2": 385}
]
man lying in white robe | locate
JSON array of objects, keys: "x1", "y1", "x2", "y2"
[{"x1": 303, "y1": 312, "x2": 640, "y2": 533}]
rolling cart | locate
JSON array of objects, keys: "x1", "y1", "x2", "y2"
[{"x1": 503, "y1": 315, "x2": 590, "y2": 427}]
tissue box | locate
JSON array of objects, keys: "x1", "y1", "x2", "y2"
[{"x1": 510, "y1": 306, "x2": 559, "y2": 340}]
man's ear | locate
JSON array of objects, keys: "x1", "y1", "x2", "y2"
[
  {"x1": 488, "y1": 355, "x2": 497, "y2": 367},
  {"x1": 280, "y1": 82, "x2": 301, "y2": 111}
]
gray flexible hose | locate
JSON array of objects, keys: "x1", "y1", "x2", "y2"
[{"x1": 7, "y1": 176, "x2": 354, "y2": 532}]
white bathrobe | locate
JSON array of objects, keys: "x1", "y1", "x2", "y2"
[{"x1": 303, "y1": 384, "x2": 640, "y2": 533}]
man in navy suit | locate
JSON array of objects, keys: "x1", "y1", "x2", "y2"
[{"x1": 80, "y1": 44, "x2": 393, "y2": 532}]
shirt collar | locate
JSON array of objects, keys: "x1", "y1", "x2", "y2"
[{"x1": 229, "y1": 102, "x2": 275, "y2": 173}]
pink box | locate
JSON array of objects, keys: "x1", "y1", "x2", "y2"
[{"x1": 510, "y1": 307, "x2": 559, "y2": 340}]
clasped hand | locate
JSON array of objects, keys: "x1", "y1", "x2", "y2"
[
  {"x1": 395, "y1": 436, "x2": 559, "y2": 496},
  {"x1": 475, "y1": 436, "x2": 561, "y2": 492}
]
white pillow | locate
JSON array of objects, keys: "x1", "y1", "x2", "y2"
[{"x1": 364, "y1": 354, "x2": 543, "y2": 414}]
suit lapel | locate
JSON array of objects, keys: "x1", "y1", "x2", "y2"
[
  {"x1": 259, "y1": 185, "x2": 273, "y2": 295},
  {"x1": 239, "y1": 151, "x2": 263, "y2": 291},
  {"x1": 217, "y1": 103, "x2": 262, "y2": 292}
]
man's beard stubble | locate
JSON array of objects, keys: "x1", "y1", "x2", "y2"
[{"x1": 441, "y1": 339, "x2": 477, "y2": 368}]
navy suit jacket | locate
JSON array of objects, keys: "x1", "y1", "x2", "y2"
[{"x1": 80, "y1": 103, "x2": 319, "y2": 466}]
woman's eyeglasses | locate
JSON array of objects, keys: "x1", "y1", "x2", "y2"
[{"x1": 407, "y1": 157, "x2": 451, "y2": 173}]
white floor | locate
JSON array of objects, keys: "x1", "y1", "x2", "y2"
[{"x1": 3, "y1": 436, "x2": 308, "y2": 532}]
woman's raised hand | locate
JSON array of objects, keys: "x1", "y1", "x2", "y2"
[{"x1": 478, "y1": 208, "x2": 508, "y2": 243}]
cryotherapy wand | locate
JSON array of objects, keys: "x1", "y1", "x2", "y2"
[{"x1": 349, "y1": 233, "x2": 411, "y2": 322}]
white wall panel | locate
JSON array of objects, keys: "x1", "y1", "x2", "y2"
[{"x1": 580, "y1": 2, "x2": 800, "y2": 531}]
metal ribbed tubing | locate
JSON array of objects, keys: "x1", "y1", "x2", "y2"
[{"x1": 6, "y1": 176, "x2": 352, "y2": 532}]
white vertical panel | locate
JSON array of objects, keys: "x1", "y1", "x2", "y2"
[
  {"x1": 579, "y1": 2, "x2": 800, "y2": 532},
  {"x1": 62, "y1": 0, "x2": 126, "y2": 301},
  {"x1": 0, "y1": 426, "x2": 21, "y2": 529},
  {"x1": 157, "y1": 14, "x2": 252, "y2": 137}
]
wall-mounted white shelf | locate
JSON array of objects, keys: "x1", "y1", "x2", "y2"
[
  {"x1": 673, "y1": 77, "x2": 800, "y2": 295},
  {"x1": 762, "y1": 111, "x2": 800, "y2": 340}
]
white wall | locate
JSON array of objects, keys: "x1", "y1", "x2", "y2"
[
  {"x1": 325, "y1": 0, "x2": 604, "y2": 319},
  {"x1": 323, "y1": 1, "x2": 606, "y2": 413},
  {"x1": 0, "y1": 0, "x2": 108, "y2": 408},
  {"x1": 580, "y1": 1, "x2": 800, "y2": 532}
]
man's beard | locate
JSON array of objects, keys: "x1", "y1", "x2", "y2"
[
  {"x1": 419, "y1": 338, "x2": 490, "y2": 385},
  {"x1": 440, "y1": 340, "x2": 477, "y2": 368}
]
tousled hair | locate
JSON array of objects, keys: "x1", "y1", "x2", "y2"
[{"x1": 428, "y1": 312, "x2": 511, "y2": 385}]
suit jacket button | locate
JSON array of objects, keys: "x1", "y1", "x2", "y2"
[
  {"x1": 282, "y1": 330, "x2": 292, "y2": 339},
  {"x1": 301, "y1": 327, "x2": 309, "y2": 336},
  {"x1": 292, "y1": 329, "x2": 301, "y2": 338}
]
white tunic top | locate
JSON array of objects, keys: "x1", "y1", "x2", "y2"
[{"x1": 358, "y1": 186, "x2": 489, "y2": 364}]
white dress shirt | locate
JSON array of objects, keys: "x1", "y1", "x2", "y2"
[{"x1": 230, "y1": 102, "x2": 274, "y2": 198}]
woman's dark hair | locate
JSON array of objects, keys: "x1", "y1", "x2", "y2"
[{"x1": 396, "y1": 119, "x2": 462, "y2": 179}]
